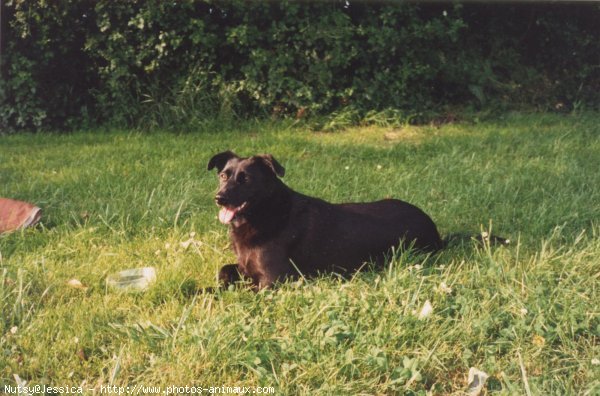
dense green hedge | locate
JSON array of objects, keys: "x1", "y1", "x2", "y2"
[{"x1": 1, "y1": 1, "x2": 599, "y2": 132}]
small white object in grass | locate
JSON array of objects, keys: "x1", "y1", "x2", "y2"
[
  {"x1": 418, "y1": 300, "x2": 433, "y2": 319},
  {"x1": 377, "y1": 164, "x2": 382, "y2": 170},
  {"x1": 466, "y1": 367, "x2": 489, "y2": 396},
  {"x1": 164, "y1": 242, "x2": 171, "y2": 249},
  {"x1": 438, "y1": 282, "x2": 453, "y2": 294},
  {"x1": 154, "y1": 249, "x2": 161, "y2": 255},
  {"x1": 10, "y1": 326, "x2": 18, "y2": 334},
  {"x1": 180, "y1": 237, "x2": 201, "y2": 250},
  {"x1": 345, "y1": 166, "x2": 350, "y2": 170},
  {"x1": 66, "y1": 279, "x2": 88, "y2": 290},
  {"x1": 106, "y1": 267, "x2": 157, "y2": 292},
  {"x1": 520, "y1": 307, "x2": 528, "y2": 316},
  {"x1": 13, "y1": 374, "x2": 30, "y2": 395},
  {"x1": 592, "y1": 358, "x2": 600, "y2": 366}
]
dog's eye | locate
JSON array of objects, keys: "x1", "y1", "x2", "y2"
[
  {"x1": 219, "y1": 172, "x2": 228, "y2": 181},
  {"x1": 236, "y1": 172, "x2": 246, "y2": 184}
]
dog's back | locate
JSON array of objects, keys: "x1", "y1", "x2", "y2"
[{"x1": 283, "y1": 194, "x2": 442, "y2": 275}]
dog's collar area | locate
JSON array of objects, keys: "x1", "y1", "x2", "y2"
[{"x1": 218, "y1": 202, "x2": 248, "y2": 224}]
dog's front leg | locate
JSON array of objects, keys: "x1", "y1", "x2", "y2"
[
  {"x1": 252, "y1": 252, "x2": 296, "y2": 290},
  {"x1": 218, "y1": 263, "x2": 242, "y2": 288}
]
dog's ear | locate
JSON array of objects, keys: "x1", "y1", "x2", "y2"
[
  {"x1": 256, "y1": 154, "x2": 285, "y2": 177},
  {"x1": 207, "y1": 151, "x2": 238, "y2": 172}
]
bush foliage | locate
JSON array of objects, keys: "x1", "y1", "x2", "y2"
[{"x1": 1, "y1": 1, "x2": 599, "y2": 132}]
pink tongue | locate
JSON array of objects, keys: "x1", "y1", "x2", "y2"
[{"x1": 219, "y1": 207, "x2": 236, "y2": 224}]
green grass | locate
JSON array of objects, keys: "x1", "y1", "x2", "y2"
[{"x1": 1, "y1": 113, "x2": 599, "y2": 395}]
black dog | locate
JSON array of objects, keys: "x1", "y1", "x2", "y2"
[{"x1": 208, "y1": 151, "x2": 444, "y2": 290}]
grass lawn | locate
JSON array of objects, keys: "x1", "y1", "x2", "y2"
[{"x1": 1, "y1": 113, "x2": 599, "y2": 394}]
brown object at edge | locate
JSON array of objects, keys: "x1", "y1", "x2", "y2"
[{"x1": 0, "y1": 198, "x2": 42, "y2": 234}]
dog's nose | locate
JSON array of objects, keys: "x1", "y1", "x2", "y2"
[{"x1": 215, "y1": 194, "x2": 228, "y2": 206}]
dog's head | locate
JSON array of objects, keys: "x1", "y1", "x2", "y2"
[{"x1": 207, "y1": 151, "x2": 285, "y2": 225}]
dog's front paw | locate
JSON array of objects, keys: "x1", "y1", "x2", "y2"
[{"x1": 218, "y1": 264, "x2": 241, "y2": 287}]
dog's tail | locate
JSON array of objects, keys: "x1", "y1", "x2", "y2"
[{"x1": 443, "y1": 231, "x2": 510, "y2": 249}]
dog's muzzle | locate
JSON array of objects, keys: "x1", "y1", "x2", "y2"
[{"x1": 217, "y1": 201, "x2": 248, "y2": 224}]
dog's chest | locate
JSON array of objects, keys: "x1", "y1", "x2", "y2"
[{"x1": 234, "y1": 246, "x2": 263, "y2": 279}]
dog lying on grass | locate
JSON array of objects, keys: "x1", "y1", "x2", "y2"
[{"x1": 208, "y1": 151, "x2": 445, "y2": 290}]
